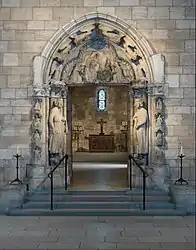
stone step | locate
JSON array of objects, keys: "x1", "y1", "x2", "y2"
[{"x1": 7, "y1": 208, "x2": 186, "y2": 216}]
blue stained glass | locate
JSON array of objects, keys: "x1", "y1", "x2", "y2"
[{"x1": 97, "y1": 89, "x2": 106, "y2": 111}]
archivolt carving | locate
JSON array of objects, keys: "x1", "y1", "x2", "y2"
[{"x1": 46, "y1": 20, "x2": 149, "y2": 85}]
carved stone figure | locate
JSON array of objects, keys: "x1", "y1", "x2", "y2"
[
  {"x1": 49, "y1": 57, "x2": 64, "y2": 82},
  {"x1": 34, "y1": 99, "x2": 42, "y2": 114},
  {"x1": 49, "y1": 100, "x2": 67, "y2": 156},
  {"x1": 133, "y1": 99, "x2": 148, "y2": 154},
  {"x1": 156, "y1": 114, "x2": 163, "y2": 132},
  {"x1": 32, "y1": 114, "x2": 42, "y2": 133},
  {"x1": 156, "y1": 97, "x2": 163, "y2": 110},
  {"x1": 156, "y1": 131, "x2": 164, "y2": 146}
]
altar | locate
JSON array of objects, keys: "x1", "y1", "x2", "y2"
[
  {"x1": 89, "y1": 134, "x2": 114, "y2": 152},
  {"x1": 89, "y1": 119, "x2": 115, "y2": 152}
]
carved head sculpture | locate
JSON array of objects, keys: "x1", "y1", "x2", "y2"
[
  {"x1": 52, "y1": 99, "x2": 63, "y2": 109},
  {"x1": 135, "y1": 99, "x2": 144, "y2": 109}
]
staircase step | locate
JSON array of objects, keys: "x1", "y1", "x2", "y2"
[
  {"x1": 27, "y1": 196, "x2": 170, "y2": 202},
  {"x1": 7, "y1": 208, "x2": 186, "y2": 216},
  {"x1": 22, "y1": 202, "x2": 174, "y2": 209}
]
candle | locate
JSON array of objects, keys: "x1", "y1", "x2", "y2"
[
  {"x1": 180, "y1": 145, "x2": 183, "y2": 155},
  {"x1": 16, "y1": 146, "x2": 19, "y2": 154}
]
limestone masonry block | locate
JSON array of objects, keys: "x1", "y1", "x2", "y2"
[
  {"x1": 44, "y1": 20, "x2": 59, "y2": 30},
  {"x1": 33, "y1": 8, "x2": 53, "y2": 20},
  {"x1": 180, "y1": 75, "x2": 195, "y2": 87},
  {"x1": 15, "y1": 89, "x2": 28, "y2": 98},
  {"x1": 104, "y1": 0, "x2": 120, "y2": 6},
  {"x1": 7, "y1": 41, "x2": 21, "y2": 53},
  {"x1": 148, "y1": 7, "x2": 170, "y2": 19},
  {"x1": 140, "y1": 0, "x2": 155, "y2": 6},
  {"x1": 27, "y1": 21, "x2": 45, "y2": 30},
  {"x1": 166, "y1": 98, "x2": 181, "y2": 106},
  {"x1": 172, "y1": 0, "x2": 193, "y2": 6},
  {"x1": 176, "y1": 20, "x2": 195, "y2": 29},
  {"x1": 97, "y1": 7, "x2": 115, "y2": 15},
  {"x1": 7, "y1": 75, "x2": 21, "y2": 88},
  {"x1": 183, "y1": 65, "x2": 195, "y2": 74},
  {"x1": 53, "y1": 7, "x2": 74, "y2": 21},
  {"x1": 185, "y1": 40, "x2": 195, "y2": 52},
  {"x1": 165, "y1": 66, "x2": 182, "y2": 74},
  {"x1": 61, "y1": 0, "x2": 84, "y2": 6},
  {"x1": 165, "y1": 40, "x2": 184, "y2": 52},
  {"x1": 0, "y1": 41, "x2": 8, "y2": 52},
  {"x1": 74, "y1": 7, "x2": 97, "y2": 18},
  {"x1": 136, "y1": 20, "x2": 156, "y2": 29},
  {"x1": 155, "y1": 0, "x2": 172, "y2": 6},
  {"x1": 3, "y1": 21, "x2": 27, "y2": 30},
  {"x1": 34, "y1": 31, "x2": 55, "y2": 41},
  {"x1": 170, "y1": 7, "x2": 185, "y2": 19},
  {"x1": 165, "y1": 74, "x2": 179, "y2": 88},
  {"x1": 0, "y1": 8, "x2": 10, "y2": 20},
  {"x1": 0, "y1": 75, "x2": 7, "y2": 88},
  {"x1": 11, "y1": 99, "x2": 31, "y2": 107},
  {"x1": 20, "y1": 0, "x2": 40, "y2": 7},
  {"x1": 185, "y1": 7, "x2": 195, "y2": 19},
  {"x1": 164, "y1": 53, "x2": 179, "y2": 65},
  {"x1": 84, "y1": 0, "x2": 103, "y2": 6},
  {"x1": 1, "y1": 88, "x2": 15, "y2": 99},
  {"x1": 40, "y1": 0, "x2": 61, "y2": 6},
  {"x1": 13, "y1": 106, "x2": 31, "y2": 115},
  {"x1": 180, "y1": 53, "x2": 195, "y2": 65},
  {"x1": 11, "y1": 8, "x2": 33, "y2": 21},
  {"x1": 173, "y1": 106, "x2": 191, "y2": 114},
  {"x1": 2, "y1": 0, "x2": 20, "y2": 7},
  {"x1": 156, "y1": 20, "x2": 175, "y2": 29},
  {"x1": 132, "y1": 7, "x2": 148, "y2": 19},
  {"x1": 120, "y1": 0, "x2": 139, "y2": 6},
  {"x1": 115, "y1": 7, "x2": 131, "y2": 19},
  {"x1": 152, "y1": 29, "x2": 168, "y2": 39},
  {"x1": 183, "y1": 87, "x2": 196, "y2": 98},
  {"x1": 168, "y1": 30, "x2": 189, "y2": 40},
  {"x1": 3, "y1": 53, "x2": 18, "y2": 66},
  {"x1": 21, "y1": 41, "x2": 46, "y2": 53},
  {"x1": 165, "y1": 114, "x2": 183, "y2": 126},
  {"x1": 0, "y1": 99, "x2": 11, "y2": 107},
  {"x1": 1, "y1": 30, "x2": 16, "y2": 40},
  {"x1": 168, "y1": 87, "x2": 183, "y2": 98}
]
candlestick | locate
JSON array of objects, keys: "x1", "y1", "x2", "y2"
[
  {"x1": 174, "y1": 154, "x2": 188, "y2": 185},
  {"x1": 10, "y1": 153, "x2": 23, "y2": 185},
  {"x1": 180, "y1": 145, "x2": 183, "y2": 155}
]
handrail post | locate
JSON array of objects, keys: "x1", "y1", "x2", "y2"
[
  {"x1": 50, "y1": 172, "x2": 53, "y2": 210},
  {"x1": 129, "y1": 155, "x2": 132, "y2": 190},
  {"x1": 64, "y1": 155, "x2": 68, "y2": 190},
  {"x1": 143, "y1": 172, "x2": 146, "y2": 210}
]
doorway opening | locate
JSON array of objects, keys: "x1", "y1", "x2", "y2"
[{"x1": 68, "y1": 84, "x2": 130, "y2": 190}]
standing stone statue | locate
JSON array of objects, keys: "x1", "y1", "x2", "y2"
[
  {"x1": 133, "y1": 99, "x2": 148, "y2": 155},
  {"x1": 49, "y1": 100, "x2": 68, "y2": 157}
]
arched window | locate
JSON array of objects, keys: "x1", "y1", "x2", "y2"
[{"x1": 97, "y1": 89, "x2": 107, "y2": 111}]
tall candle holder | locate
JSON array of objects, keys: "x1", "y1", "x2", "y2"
[
  {"x1": 10, "y1": 153, "x2": 23, "y2": 185},
  {"x1": 174, "y1": 154, "x2": 188, "y2": 185}
]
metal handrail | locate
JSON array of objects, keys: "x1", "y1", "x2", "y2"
[
  {"x1": 128, "y1": 154, "x2": 148, "y2": 210},
  {"x1": 48, "y1": 154, "x2": 68, "y2": 210}
]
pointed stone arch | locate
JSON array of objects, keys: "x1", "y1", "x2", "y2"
[{"x1": 32, "y1": 13, "x2": 166, "y2": 188}]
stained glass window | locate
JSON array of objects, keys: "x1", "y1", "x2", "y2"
[{"x1": 97, "y1": 89, "x2": 106, "y2": 111}]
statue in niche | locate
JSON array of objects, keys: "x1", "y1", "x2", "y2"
[
  {"x1": 49, "y1": 100, "x2": 68, "y2": 157},
  {"x1": 156, "y1": 97, "x2": 163, "y2": 110},
  {"x1": 85, "y1": 57, "x2": 99, "y2": 82},
  {"x1": 33, "y1": 129, "x2": 41, "y2": 148},
  {"x1": 111, "y1": 62, "x2": 122, "y2": 83},
  {"x1": 32, "y1": 114, "x2": 42, "y2": 134},
  {"x1": 156, "y1": 114, "x2": 164, "y2": 132},
  {"x1": 156, "y1": 130, "x2": 164, "y2": 147},
  {"x1": 133, "y1": 99, "x2": 148, "y2": 156},
  {"x1": 34, "y1": 99, "x2": 42, "y2": 114},
  {"x1": 49, "y1": 57, "x2": 64, "y2": 82}
]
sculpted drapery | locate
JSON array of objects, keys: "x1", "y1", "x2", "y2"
[{"x1": 133, "y1": 100, "x2": 148, "y2": 154}]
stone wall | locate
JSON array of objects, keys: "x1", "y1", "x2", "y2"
[
  {"x1": 71, "y1": 86, "x2": 128, "y2": 152},
  {"x1": 0, "y1": 0, "x2": 195, "y2": 184}
]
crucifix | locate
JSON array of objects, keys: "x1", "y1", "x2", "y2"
[{"x1": 97, "y1": 119, "x2": 107, "y2": 135}]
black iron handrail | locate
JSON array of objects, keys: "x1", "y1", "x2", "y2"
[
  {"x1": 128, "y1": 154, "x2": 148, "y2": 210},
  {"x1": 48, "y1": 154, "x2": 68, "y2": 210}
]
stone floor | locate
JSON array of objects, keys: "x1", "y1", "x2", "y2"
[{"x1": 0, "y1": 216, "x2": 194, "y2": 249}]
